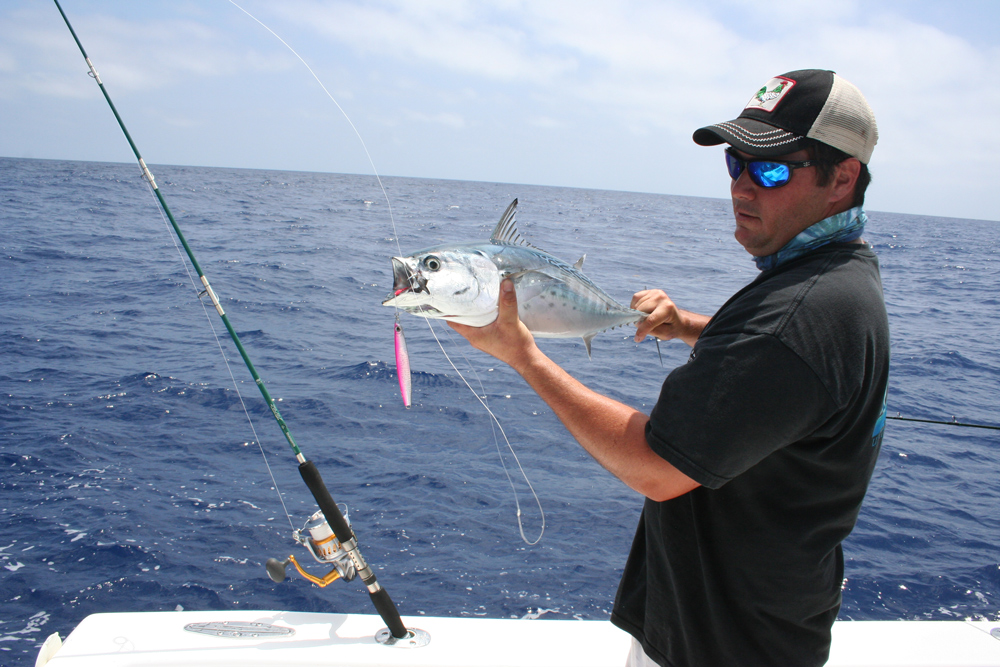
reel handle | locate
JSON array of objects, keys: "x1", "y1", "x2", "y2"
[{"x1": 267, "y1": 554, "x2": 343, "y2": 588}]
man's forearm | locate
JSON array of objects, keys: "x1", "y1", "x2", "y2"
[
  {"x1": 449, "y1": 279, "x2": 699, "y2": 502},
  {"x1": 513, "y1": 347, "x2": 699, "y2": 502}
]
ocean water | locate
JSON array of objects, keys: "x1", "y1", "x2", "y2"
[{"x1": 1, "y1": 156, "x2": 998, "y2": 664}]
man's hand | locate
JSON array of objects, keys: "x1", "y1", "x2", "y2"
[
  {"x1": 631, "y1": 289, "x2": 710, "y2": 348},
  {"x1": 448, "y1": 278, "x2": 538, "y2": 373},
  {"x1": 449, "y1": 279, "x2": 699, "y2": 502}
]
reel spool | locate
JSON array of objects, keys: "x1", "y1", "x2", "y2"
[{"x1": 266, "y1": 506, "x2": 357, "y2": 588}]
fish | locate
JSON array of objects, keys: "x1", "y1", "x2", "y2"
[{"x1": 382, "y1": 199, "x2": 644, "y2": 357}]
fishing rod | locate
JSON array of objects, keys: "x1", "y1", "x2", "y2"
[
  {"x1": 887, "y1": 415, "x2": 1000, "y2": 431},
  {"x1": 53, "y1": 0, "x2": 414, "y2": 644}
]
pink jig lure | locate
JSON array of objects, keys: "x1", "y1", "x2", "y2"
[{"x1": 394, "y1": 317, "x2": 412, "y2": 408}]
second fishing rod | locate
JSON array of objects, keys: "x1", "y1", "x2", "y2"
[{"x1": 53, "y1": 0, "x2": 411, "y2": 642}]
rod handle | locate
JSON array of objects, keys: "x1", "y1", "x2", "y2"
[
  {"x1": 298, "y1": 460, "x2": 353, "y2": 544},
  {"x1": 371, "y1": 587, "x2": 408, "y2": 639},
  {"x1": 298, "y1": 460, "x2": 408, "y2": 639}
]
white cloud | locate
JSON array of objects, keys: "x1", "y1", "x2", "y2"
[
  {"x1": 404, "y1": 109, "x2": 467, "y2": 128},
  {"x1": 529, "y1": 116, "x2": 565, "y2": 129},
  {"x1": 3, "y1": 0, "x2": 998, "y2": 219},
  {"x1": 256, "y1": 1, "x2": 1000, "y2": 216},
  {"x1": 0, "y1": 4, "x2": 293, "y2": 99},
  {"x1": 274, "y1": 0, "x2": 578, "y2": 84}
]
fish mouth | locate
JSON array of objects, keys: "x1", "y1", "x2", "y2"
[{"x1": 384, "y1": 257, "x2": 427, "y2": 304}]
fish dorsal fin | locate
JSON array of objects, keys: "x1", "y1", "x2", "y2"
[
  {"x1": 573, "y1": 254, "x2": 586, "y2": 270},
  {"x1": 490, "y1": 198, "x2": 538, "y2": 249}
]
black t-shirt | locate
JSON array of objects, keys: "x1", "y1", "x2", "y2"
[{"x1": 611, "y1": 243, "x2": 890, "y2": 667}]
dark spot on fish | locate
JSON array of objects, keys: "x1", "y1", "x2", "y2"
[{"x1": 454, "y1": 286, "x2": 470, "y2": 296}]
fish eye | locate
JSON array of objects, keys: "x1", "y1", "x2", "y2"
[{"x1": 423, "y1": 256, "x2": 442, "y2": 271}]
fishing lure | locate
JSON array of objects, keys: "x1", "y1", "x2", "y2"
[
  {"x1": 228, "y1": 1, "x2": 544, "y2": 544},
  {"x1": 394, "y1": 316, "x2": 412, "y2": 408}
]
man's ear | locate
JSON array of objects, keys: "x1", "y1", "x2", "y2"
[{"x1": 829, "y1": 158, "x2": 861, "y2": 206}]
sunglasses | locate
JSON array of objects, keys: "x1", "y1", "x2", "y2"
[{"x1": 724, "y1": 147, "x2": 819, "y2": 188}]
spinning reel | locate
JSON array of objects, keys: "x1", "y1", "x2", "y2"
[{"x1": 266, "y1": 506, "x2": 357, "y2": 588}]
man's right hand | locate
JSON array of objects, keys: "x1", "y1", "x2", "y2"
[
  {"x1": 631, "y1": 289, "x2": 710, "y2": 348},
  {"x1": 447, "y1": 278, "x2": 538, "y2": 373}
]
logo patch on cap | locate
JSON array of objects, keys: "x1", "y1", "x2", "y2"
[{"x1": 745, "y1": 76, "x2": 795, "y2": 113}]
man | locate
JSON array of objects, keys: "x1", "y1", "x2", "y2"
[{"x1": 451, "y1": 69, "x2": 889, "y2": 666}]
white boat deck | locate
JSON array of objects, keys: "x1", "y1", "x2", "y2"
[{"x1": 37, "y1": 610, "x2": 1000, "y2": 667}]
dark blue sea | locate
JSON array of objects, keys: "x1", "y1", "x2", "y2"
[{"x1": 2, "y1": 157, "x2": 998, "y2": 665}]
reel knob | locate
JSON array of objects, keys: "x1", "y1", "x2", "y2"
[{"x1": 266, "y1": 557, "x2": 291, "y2": 583}]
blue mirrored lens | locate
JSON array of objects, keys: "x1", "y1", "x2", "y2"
[
  {"x1": 748, "y1": 161, "x2": 791, "y2": 187},
  {"x1": 724, "y1": 151, "x2": 743, "y2": 180}
]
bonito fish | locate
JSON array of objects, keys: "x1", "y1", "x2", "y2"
[{"x1": 383, "y1": 199, "x2": 644, "y2": 357}]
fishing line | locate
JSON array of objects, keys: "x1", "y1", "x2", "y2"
[
  {"x1": 141, "y1": 176, "x2": 296, "y2": 533},
  {"x1": 425, "y1": 322, "x2": 546, "y2": 545},
  {"x1": 55, "y1": 0, "x2": 409, "y2": 639},
  {"x1": 229, "y1": 3, "x2": 546, "y2": 544},
  {"x1": 227, "y1": 1, "x2": 405, "y2": 261},
  {"x1": 887, "y1": 415, "x2": 1000, "y2": 431},
  {"x1": 441, "y1": 322, "x2": 547, "y2": 545}
]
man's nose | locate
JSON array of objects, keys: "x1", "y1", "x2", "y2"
[{"x1": 731, "y1": 169, "x2": 756, "y2": 200}]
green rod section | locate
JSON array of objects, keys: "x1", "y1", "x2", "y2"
[{"x1": 54, "y1": 0, "x2": 302, "y2": 460}]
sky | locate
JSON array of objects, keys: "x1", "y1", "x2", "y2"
[{"x1": 2, "y1": 0, "x2": 999, "y2": 222}]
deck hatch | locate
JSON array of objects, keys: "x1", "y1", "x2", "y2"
[{"x1": 183, "y1": 621, "x2": 296, "y2": 639}]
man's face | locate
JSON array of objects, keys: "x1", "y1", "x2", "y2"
[{"x1": 729, "y1": 148, "x2": 842, "y2": 257}]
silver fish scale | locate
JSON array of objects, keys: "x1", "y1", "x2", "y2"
[{"x1": 490, "y1": 244, "x2": 628, "y2": 312}]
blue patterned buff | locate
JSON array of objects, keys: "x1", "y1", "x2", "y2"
[{"x1": 754, "y1": 206, "x2": 867, "y2": 271}]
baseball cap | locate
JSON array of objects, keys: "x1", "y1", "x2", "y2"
[{"x1": 693, "y1": 69, "x2": 878, "y2": 164}]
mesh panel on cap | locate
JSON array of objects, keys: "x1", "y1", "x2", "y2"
[{"x1": 806, "y1": 74, "x2": 878, "y2": 163}]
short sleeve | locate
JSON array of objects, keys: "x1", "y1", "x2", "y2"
[{"x1": 645, "y1": 331, "x2": 838, "y2": 489}]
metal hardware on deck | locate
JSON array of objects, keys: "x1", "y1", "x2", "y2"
[
  {"x1": 184, "y1": 621, "x2": 295, "y2": 639},
  {"x1": 375, "y1": 627, "x2": 431, "y2": 648}
]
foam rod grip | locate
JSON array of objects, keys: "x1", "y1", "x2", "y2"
[
  {"x1": 298, "y1": 460, "x2": 353, "y2": 544},
  {"x1": 370, "y1": 587, "x2": 408, "y2": 639}
]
